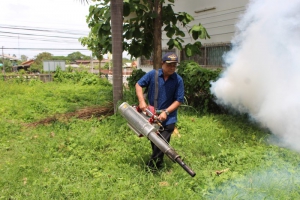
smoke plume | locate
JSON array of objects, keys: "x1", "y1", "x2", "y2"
[{"x1": 210, "y1": 0, "x2": 300, "y2": 150}]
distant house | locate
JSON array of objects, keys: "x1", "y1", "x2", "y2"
[
  {"x1": 123, "y1": 62, "x2": 132, "y2": 68},
  {"x1": 1, "y1": 54, "x2": 20, "y2": 71},
  {"x1": 16, "y1": 60, "x2": 35, "y2": 71},
  {"x1": 131, "y1": 60, "x2": 137, "y2": 68},
  {"x1": 0, "y1": 54, "x2": 19, "y2": 61},
  {"x1": 123, "y1": 61, "x2": 137, "y2": 69}
]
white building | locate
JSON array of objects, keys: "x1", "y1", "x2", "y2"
[{"x1": 170, "y1": 0, "x2": 248, "y2": 45}]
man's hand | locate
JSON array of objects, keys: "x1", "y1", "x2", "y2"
[
  {"x1": 135, "y1": 83, "x2": 147, "y2": 111},
  {"x1": 138, "y1": 101, "x2": 147, "y2": 112},
  {"x1": 158, "y1": 111, "x2": 167, "y2": 122}
]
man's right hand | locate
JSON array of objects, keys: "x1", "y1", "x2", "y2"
[
  {"x1": 138, "y1": 100, "x2": 147, "y2": 111},
  {"x1": 136, "y1": 83, "x2": 147, "y2": 111}
]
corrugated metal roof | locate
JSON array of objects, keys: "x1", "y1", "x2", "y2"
[{"x1": 19, "y1": 59, "x2": 35, "y2": 66}]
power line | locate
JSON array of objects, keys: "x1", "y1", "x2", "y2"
[
  {"x1": 0, "y1": 35, "x2": 80, "y2": 43},
  {"x1": 0, "y1": 24, "x2": 91, "y2": 57},
  {"x1": 0, "y1": 31, "x2": 81, "y2": 39},
  {"x1": 3, "y1": 48, "x2": 89, "y2": 51},
  {"x1": 0, "y1": 25, "x2": 88, "y2": 36},
  {"x1": 0, "y1": 24, "x2": 89, "y2": 35}
]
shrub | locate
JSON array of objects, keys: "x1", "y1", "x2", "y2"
[
  {"x1": 53, "y1": 69, "x2": 111, "y2": 86},
  {"x1": 177, "y1": 61, "x2": 224, "y2": 114},
  {"x1": 126, "y1": 69, "x2": 146, "y2": 89}
]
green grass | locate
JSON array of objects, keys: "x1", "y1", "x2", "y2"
[
  {"x1": 0, "y1": 80, "x2": 112, "y2": 122},
  {"x1": 1, "y1": 80, "x2": 300, "y2": 199}
]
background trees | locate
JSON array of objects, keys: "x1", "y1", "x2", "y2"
[
  {"x1": 67, "y1": 51, "x2": 91, "y2": 62},
  {"x1": 21, "y1": 55, "x2": 28, "y2": 62},
  {"x1": 80, "y1": 0, "x2": 210, "y2": 61}
]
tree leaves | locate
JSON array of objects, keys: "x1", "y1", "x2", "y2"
[
  {"x1": 185, "y1": 41, "x2": 202, "y2": 57},
  {"x1": 177, "y1": 12, "x2": 194, "y2": 26},
  {"x1": 81, "y1": 0, "x2": 211, "y2": 59},
  {"x1": 189, "y1": 24, "x2": 210, "y2": 40},
  {"x1": 123, "y1": 2, "x2": 131, "y2": 17}
]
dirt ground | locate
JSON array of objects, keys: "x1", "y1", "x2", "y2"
[{"x1": 26, "y1": 104, "x2": 114, "y2": 127}]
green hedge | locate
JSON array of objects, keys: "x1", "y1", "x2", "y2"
[{"x1": 177, "y1": 61, "x2": 224, "y2": 114}]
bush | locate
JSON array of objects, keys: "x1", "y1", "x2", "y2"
[
  {"x1": 53, "y1": 68, "x2": 111, "y2": 86},
  {"x1": 126, "y1": 69, "x2": 146, "y2": 89},
  {"x1": 177, "y1": 61, "x2": 224, "y2": 114}
]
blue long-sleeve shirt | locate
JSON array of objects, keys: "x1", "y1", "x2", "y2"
[{"x1": 137, "y1": 69, "x2": 184, "y2": 126}]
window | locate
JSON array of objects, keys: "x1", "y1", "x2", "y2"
[{"x1": 181, "y1": 43, "x2": 232, "y2": 68}]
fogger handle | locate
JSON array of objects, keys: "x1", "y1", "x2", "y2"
[{"x1": 175, "y1": 157, "x2": 196, "y2": 177}]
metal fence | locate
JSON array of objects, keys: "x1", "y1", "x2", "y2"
[
  {"x1": 140, "y1": 43, "x2": 231, "y2": 69},
  {"x1": 2, "y1": 74, "x2": 53, "y2": 82},
  {"x1": 140, "y1": 49, "x2": 176, "y2": 65}
]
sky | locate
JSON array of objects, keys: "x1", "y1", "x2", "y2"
[
  {"x1": 0, "y1": 0, "x2": 93, "y2": 60},
  {"x1": 211, "y1": 0, "x2": 300, "y2": 151}
]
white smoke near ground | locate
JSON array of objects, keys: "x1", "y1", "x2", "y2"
[{"x1": 210, "y1": 0, "x2": 300, "y2": 150}]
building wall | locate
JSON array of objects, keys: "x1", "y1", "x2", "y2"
[
  {"x1": 137, "y1": 0, "x2": 249, "y2": 71},
  {"x1": 162, "y1": 0, "x2": 249, "y2": 47}
]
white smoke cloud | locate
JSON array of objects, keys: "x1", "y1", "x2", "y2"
[{"x1": 210, "y1": 0, "x2": 300, "y2": 150}]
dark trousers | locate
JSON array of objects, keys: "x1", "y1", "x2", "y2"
[{"x1": 150, "y1": 123, "x2": 175, "y2": 164}]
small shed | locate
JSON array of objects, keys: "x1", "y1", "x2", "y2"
[{"x1": 17, "y1": 60, "x2": 35, "y2": 71}]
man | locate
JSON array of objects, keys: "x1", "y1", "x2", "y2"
[{"x1": 135, "y1": 52, "x2": 185, "y2": 169}]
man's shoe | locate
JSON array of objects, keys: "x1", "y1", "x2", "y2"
[{"x1": 146, "y1": 159, "x2": 163, "y2": 170}]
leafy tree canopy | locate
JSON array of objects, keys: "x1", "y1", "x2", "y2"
[
  {"x1": 67, "y1": 51, "x2": 91, "y2": 61},
  {"x1": 80, "y1": 0, "x2": 210, "y2": 60},
  {"x1": 24, "y1": 52, "x2": 92, "y2": 64},
  {"x1": 52, "y1": 56, "x2": 69, "y2": 61},
  {"x1": 21, "y1": 55, "x2": 28, "y2": 62},
  {"x1": 34, "y1": 52, "x2": 53, "y2": 65}
]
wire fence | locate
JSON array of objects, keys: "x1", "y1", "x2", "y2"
[{"x1": 140, "y1": 49, "x2": 176, "y2": 65}]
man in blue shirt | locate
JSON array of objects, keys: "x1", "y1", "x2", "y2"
[{"x1": 135, "y1": 52, "x2": 185, "y2": 170}]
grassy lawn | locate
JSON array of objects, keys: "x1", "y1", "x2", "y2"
[{"x1": 1, "y1": 80, "x2": 300, "y2": 199}]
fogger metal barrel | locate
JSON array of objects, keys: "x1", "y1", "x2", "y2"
[{"x1": 118, "y1": 102, "x2": 196, "y2": 177}]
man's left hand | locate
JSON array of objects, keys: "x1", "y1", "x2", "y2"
[{"x1": 158, "y1": 111, "x2": 167, "y2": 122}]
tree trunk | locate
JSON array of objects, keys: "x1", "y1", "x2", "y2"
[
  {"x1": 153, "y1": 0, "x2": 162, "y2": 70},
  {"x1": 111, "y1": 0, "x2": 124, "y2": 113}
]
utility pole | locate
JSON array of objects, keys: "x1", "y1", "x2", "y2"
[
  {"x1": 90, "y1": 54, "x2": 93, "y2": 73},
  {"x1": 2, "y1": 46, "x2": 5, "y2": 75}
]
